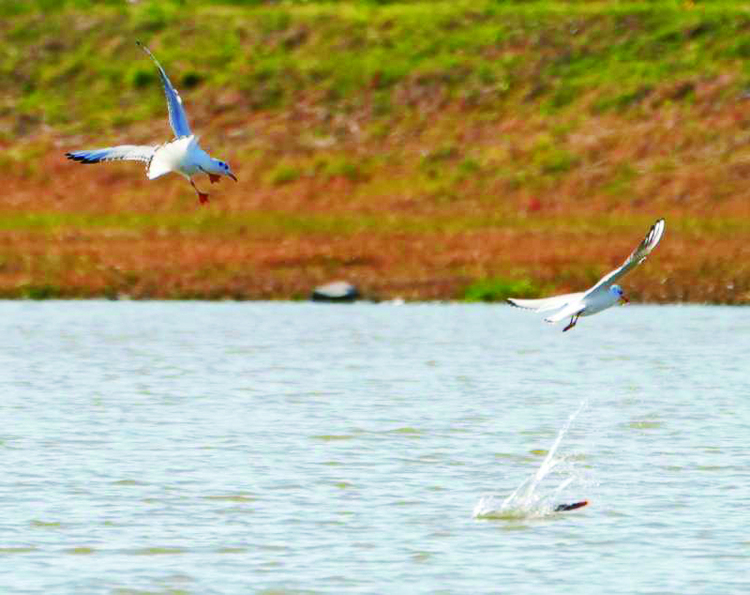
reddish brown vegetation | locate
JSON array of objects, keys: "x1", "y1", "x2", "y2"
[{"x1": 4, "y1": 72, "x2": 750, "y2": 302}]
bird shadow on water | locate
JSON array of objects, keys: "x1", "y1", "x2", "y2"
[{"x1": 473, "y1": 401, "x2": 590, "y2": 523}]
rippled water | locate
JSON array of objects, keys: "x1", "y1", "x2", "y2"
[{"x1": 2, "y1": 301, "x2": 749, "y2": 594}]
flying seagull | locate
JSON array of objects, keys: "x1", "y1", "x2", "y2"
[
  {"x1": 507, "y1": 218, "x2": 665, "y2": 332},
  {"x1": 65, "y1": 41, "x2": 237, "y2": 205}
]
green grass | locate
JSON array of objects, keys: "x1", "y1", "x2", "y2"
[
  {"x1": 269, "y1": 163, "x2": 303, "y2": 185},
  {"x1": 2, "y1": 210, "x2": 749, "y2": 238},
  {"x1": 463, "y1": 277, "x2": 542, "y2": 302},
  {"x1": 6, "y1": 1, "x2": 750, "y2": 138}
]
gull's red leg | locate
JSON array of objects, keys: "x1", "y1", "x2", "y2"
[
  {"x1": 208, "y1": 173, "x2": 221, "y2": 184},
  {"x1": 190, "y1": 179, "x2": 209, "y2": 205}
]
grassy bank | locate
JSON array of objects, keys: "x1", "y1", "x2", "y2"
[{"x1": 2, "y1": 0, "x2": 750, "y2": 301}]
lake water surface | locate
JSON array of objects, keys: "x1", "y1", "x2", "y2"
[{"x1": 1, "y1": 301, "x2": 749, "y2": 594}]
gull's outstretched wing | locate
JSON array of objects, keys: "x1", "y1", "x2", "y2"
[
  {"x1": 586, "y1": 218, "x2": 665, "y2": 295},
  {"x1": 507, "y1": 292, "x2": 585, "y2": 313},
  {"x1": 137, "y1": 41, "x2": 191, "y2": 138},
  {"x1": 66, "y1": 145, "x2": 156, "y2": 164}
]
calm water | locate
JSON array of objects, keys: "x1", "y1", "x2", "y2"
[{"x1": 1, "y1": 301, "x2": 749, "y2": 594}]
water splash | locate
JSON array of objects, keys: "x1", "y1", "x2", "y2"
[{"x1": 473, "y1": 401, "x2": 587, "y2": 520}]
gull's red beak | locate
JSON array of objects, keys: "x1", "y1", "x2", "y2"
[
  {"x1": 619, "y1": 296, "x2": 629, "y2": 305},
  {"x1": 229, "y1": 172, "x2": 238, "y2": 182}
]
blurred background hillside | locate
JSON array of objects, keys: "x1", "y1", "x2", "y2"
[{"x1": 2, "y1": 0, "x2": 750, "y2": 301}]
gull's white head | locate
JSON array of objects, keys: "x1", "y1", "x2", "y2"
[
  {"x1": 610, "y1": 284, "x2": 628, "y2": 304},
  {"x1": 207, "y1": 158, "x2": 238, "y2": 182}
]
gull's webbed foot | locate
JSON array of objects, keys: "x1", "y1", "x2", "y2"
[{"x1": 190, "y1": 179, "x2": 210, "y2": 205}]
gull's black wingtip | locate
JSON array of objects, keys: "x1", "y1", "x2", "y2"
[
  {"x1": 65, "y1": 152, "x2": 95, "y2": 164},
  {"x1": 650, "y1": 218, "x2": 666, "y2": 241}
]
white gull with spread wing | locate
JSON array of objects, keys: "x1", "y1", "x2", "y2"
[
  {"x1": 507, "y1": 218, "x2": 665, "y2": 332},
  {"x1": 66, "y1": 41, "x2": 237, "y2": 205}
]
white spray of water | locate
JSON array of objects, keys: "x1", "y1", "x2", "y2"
[{"x1": 473, "y1": 400, "x2": 587, "y2": 519}]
